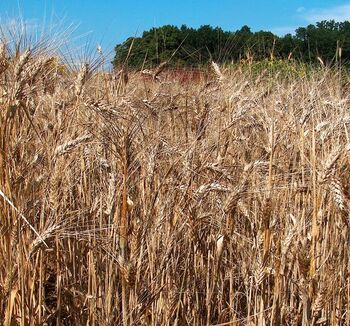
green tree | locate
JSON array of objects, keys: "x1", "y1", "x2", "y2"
[{"x1": 113, "y1": 20, "x2": 350, "y2": 69}]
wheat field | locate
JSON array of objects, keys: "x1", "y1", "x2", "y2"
[{"x1": 0, "y1": 34, "x2": 350, "y2": 326}]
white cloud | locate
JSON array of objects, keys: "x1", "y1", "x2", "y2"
[
  {"x1": 265, "y1": 4, "x2": 350, "y2": 37},
  {"x1": 301, "y1": 3, "x2": 350, "y2": 23}
]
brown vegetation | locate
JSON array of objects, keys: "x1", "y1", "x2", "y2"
[{"x1": 1, "y1": 37, "x2": 350, "y2": 325}]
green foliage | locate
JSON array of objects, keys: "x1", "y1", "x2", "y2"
[
  {"x1": 113, "y1": 20, "x2": 350, "y2": 69},
  {"x1": 236, "y1": 58, "x2": 318, "y2": 80}
]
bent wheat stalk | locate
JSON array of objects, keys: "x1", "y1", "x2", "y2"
[{"x1": 0, "y1": 188, "x2": 48, "y2": 247}]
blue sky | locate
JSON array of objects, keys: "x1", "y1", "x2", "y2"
[{"x1": 0, "y1": 0, "x2": 350, "y2": 54}]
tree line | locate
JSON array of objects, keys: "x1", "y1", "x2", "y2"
[{"x1": 113, "y1": 20, "x2": 350, "y2": 69}]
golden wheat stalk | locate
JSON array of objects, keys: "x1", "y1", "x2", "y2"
[
  {"x1": 75, "y1": 63, "x2": 89, "y2": 96},
  {"x1": 55, "y1": 134, "x2": 92, "y2": 156},
  {"x1": 211, "y1": 61, "x2": 225, "y2": 82}
]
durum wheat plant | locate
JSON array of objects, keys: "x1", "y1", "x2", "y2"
[{"x1": 1, "y1": 30, "x2": 350, "y2": 325}]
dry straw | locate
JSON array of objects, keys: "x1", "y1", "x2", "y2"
[{"x1": 1, "y1": 32, "x2": 350, "y2": 326}]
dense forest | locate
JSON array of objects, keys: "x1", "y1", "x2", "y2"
[{"x1": 113, "y1": 20, "x2": 350, "y2": 69}]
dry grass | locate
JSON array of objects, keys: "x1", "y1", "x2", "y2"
[{"x1": 1, "y1": 35, "x2": 350, "y2": 326}]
